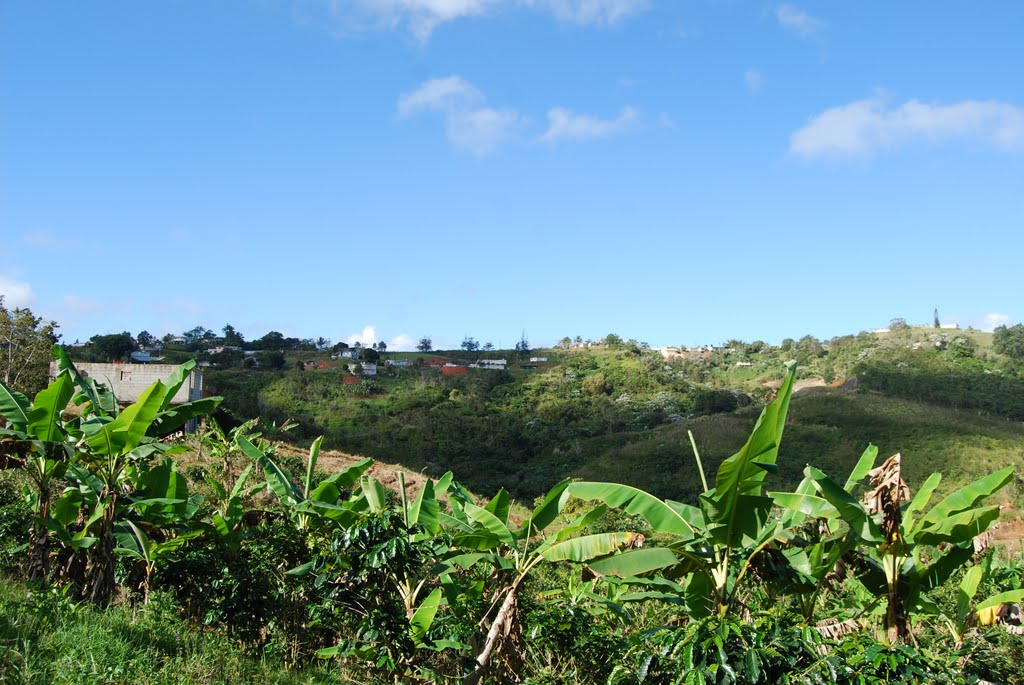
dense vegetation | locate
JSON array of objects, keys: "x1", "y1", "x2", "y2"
[
  {"x1": 201, "y1": 326, "x2": 1024, "y2": 506},
  {"x1": 2, "y1": 353, "x2": 1023, "y2": 684}
]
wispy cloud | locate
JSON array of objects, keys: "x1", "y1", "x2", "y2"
[
  {"x1": 524, "y1": 0, "x2": 648, "y2": 26},
  {"x1": 387, "y1": 333, "x2": 417, "y2": 351},
  {"x1": 980, "y1": 313, "x2": 1012, "y2": 332},
  {"x1": 775, "y1": 3, "x2": 825, "y2": 39},
  {"x1": 539, "y1": 106, "x2": 638, "y2": 143},
  {"x1": 57, "y1": 294, "x2": 107, "y2": 316},
  {"x1": 0, "y1": 276, "x2": 36, "y2": 308},
  {"x1": 744, "y1": 68, "x2": 764, "y2": 95},
  {"x1": 308, "y1": 0, "x2": 649, "y2": 40},
  {"x1": 398, "y1": 76, "x2": 526, "y2": 155},
  {"x1": 790, "y1": 97, "x2": 1024, "y2": 160},
  {"x1": 23, "y1": 230, "x2": 80, "y2": 249}
]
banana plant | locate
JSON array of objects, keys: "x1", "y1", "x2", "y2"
[
  {"x1": 942, "y1": 557, "x2": 1024, "y2": 649},
  {"x1": 566, "y1": 361, "x2": 798, "y2": 618},
  {"x1": 765, "y1": 444, "x2": 879, "y2": 622},
  {"x1": 805, "y1": 451, "x2": 1014, "y2": 644},
  {"x1": 237, "y1": 434, "x2": 377, "y2": 531},
  {"x1": 0, "y1": 372, "x2": 76, "y2": 580},
  {"x1": 113, "y1": 520, "x2": 201, "y2": 604},
  {"x1": 433, "y1": 478, "x2": 647, "y2": 685}
]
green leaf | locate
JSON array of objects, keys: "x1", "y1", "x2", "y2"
[
  {"x1": 0, "y1": 378, "x2": 31, "y2": 426},
  {"x1": 238, "y1": 436, "x2": 301, "y2": 506},
  {"x1": 360, "y1": 476, "x2": 388, "y2": 513},
  {"x1": 914, "y1": 505, "x2": 1001, "y2": 546},
  {"x1": 409, "y1": 479, "x2": 440, "y2": 534},
  {"x1": 85, "y1": 381, "x2": 165, "y2": 455},
  {"x1": 587, "y1": 547, "x2": 679, "y2": 577},
  {"x1": 409, "y1": 588, "x2": 443, "y2": 645},
  {"x1": 483, "y1": 488, "x2": 510, "y2": 525},
  {"x1": 806, "y1": 465, "x2": 879, "y2": 542},
  {"x1": 540, "y1": 532, "x2": 643, "y2": 563},
  {"x1": 320, "y1": 457, "x2": 373, "y2": 491},
  {"x1": 843, "y1": 444, "x2": 879, "y2": 492},
  {"x1": 915, "y1": 467, "x2": 1014, "y2": 533},
  {"x1": 567, "y1": 481, "x2": 696, "y2": 539},
  {"x1": 521, "y1": 478, "x2": 572, "y2": 537},
  {"x1": 957, "y1": 565, "x2": 984, "y2": 625},
  {"x1": 157, "y1": 361, "x2": 196, "y2": 411},
  {"x1": 904, "y1": 472, "x2": 942, "y2": 533},
  {"x1": 463, "y1": 501, "x2": 515, "y2": 545},
  {"x1": 303, "y1": 436, "x2": 323, "y2": 499},
  {"x1": 26, "y1": 373, "x2": 74, "y2": 442},
  {"x1": 770, "y1": 491, "x2": 840, "y2": 521},
  {"x1": 976, "y1": 589, "x2": 1024, "y2": 612}
]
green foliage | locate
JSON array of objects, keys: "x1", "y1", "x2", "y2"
[
  {"x1": 0, "y1": 297, "x2": 59, "y2": 397},
  {"x1": 993, "y1": 323, "x2": 1024, "y2": 359}
]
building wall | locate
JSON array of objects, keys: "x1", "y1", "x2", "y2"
[{"x1": 50, "y1": 362, "x2": 202, "y2": 404}]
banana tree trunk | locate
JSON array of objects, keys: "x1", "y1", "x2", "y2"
[
  {"x1": 464, "y1": 575, "x2": 525, "y2": 685},
  {"x1": 27, "y1": 482, "x2": 50, "y2": 582},
  {"x1": 87, "y1": 496, "x2": 118, "y2": 607}
]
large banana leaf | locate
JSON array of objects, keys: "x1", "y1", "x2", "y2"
[
  {"x1": 26, "y1": 373, "x2": 74, "y2": 442},
  {"x1": 806, "y1": 465, "x2": 880, "y2": 542},
  {"x1": 587, "y1": 547, "x2": 680, "y2": 577},
  {"x1": 539, "y1": 532, "x2": 642, "y2": 563},
  {"x1": 519, "y1": 478, "x2": 572, "y2": 537},
  {"x1": 708, "y1": 360, "x2": 796, "y2": 518},
  {"x1": 0, "y1": 378, "x2": 31, "y2": 426},
  {"x1": 843, "y1": 444, "x2": 879, "y2": 492},
  {"x1": 84, "y1": 381, "x2": 165, "y2": 456},
  {"x1": 566, "y1": 482, "x2": 696, "y2": 539},
  {"x1": 149, "y1": 397, "x2": 223, "y2": 437},
  {"x1": 409, "y1": 588, "x2": 443, "y2": 645},
  {"x1": 55, "y1": 345, "x2": 117, "y2": 416},
  {"x1": 913, "y1": 467, "x2": 1014, "y2": 534},
  {"x1": 462, "y1": 501, "x2": 516, "y2": 545},
  {"x1": 238, "y1": 436, "x2": 302, "y2": 506}
]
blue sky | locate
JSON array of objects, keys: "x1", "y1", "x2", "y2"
[{"x1": 2, "y1": 1, "x2": 1022, "y2": 349}]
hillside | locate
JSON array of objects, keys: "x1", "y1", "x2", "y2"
[{"x1": 202, "y1": 327, "x2": 1024, "y2": 507}]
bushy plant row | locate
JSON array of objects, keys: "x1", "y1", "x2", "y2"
[{"x1": 1, "y1": 353, "x2": 1022, "y2": 684}]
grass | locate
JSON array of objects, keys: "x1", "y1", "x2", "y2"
[{"x1": 0, "y1": 580, "x2": 335, "y2": 685}]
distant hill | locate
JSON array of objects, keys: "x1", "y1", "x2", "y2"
[{"x1": 203, "y1": 326, "x2": 1024, "y2": 508}]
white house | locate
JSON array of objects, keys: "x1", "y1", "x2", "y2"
[
  {"x1": 479, "y1": 359, "x2": 507, "y2": 370},
  {"x1": 529, "y1": 356, "x2": 548, "y2": 363}
]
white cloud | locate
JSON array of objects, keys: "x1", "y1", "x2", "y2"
[
  {"x1": 524, "y1": 0, "x2": 648, "y2": 26},
  {"x1": 790, "y1": 97, "x2": 1024, "y2": 160},
  {"x1": 399, "y1": 76, "x2": 526, "y2": 155},
  {"x1": 0, "y1": 276, "x2": 36, "y2": 308},
  {"x1": 980, "y1": 313, "x2": 1012, "y2": 332},
  {"x1": 398, "y1": 75, "x2": 481, "y2": 115},
  {"x1": 333, "y1": 0, "x2": 497, "y2": 40},
  {"x1": 387, "y1": 333, "x2": 417, "y2": 351},
  {"x1": 23, "y1": 230, "x2": 80, "y2": 249},
  {"x1": 744, "y1": 68, "x2": 763, "y2": 95},
  {"x1": 539, "y1": 105, "x2": 638, "y2": 143},
  {"x1": 775, "y1": 4, "x2": 825, "y2": 38},
  {"x1": 314, "y1": 0, "x2": 648, "y2": 39},
  {"x1": 657, "y1": 112, "x2": 676, "y2": 129},
  {"x1": 58, "y1": 294, "x2": 106, "y2": 316},
  {"x1": 346, "y1": 325, "x2": 379, "y2": 347}
]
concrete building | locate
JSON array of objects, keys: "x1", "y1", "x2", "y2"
[{"x1": 50, "y1": 362, "x2": 203, "y2": 405}]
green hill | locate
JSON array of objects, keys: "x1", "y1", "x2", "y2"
[{"x1": 203, "y1": 327, "x2": 1024, "y2": 507}]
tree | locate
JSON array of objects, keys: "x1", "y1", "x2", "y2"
[
  {"x1": 993, "y1": 323, "x2": 1024, "y2": 359},
  {"x1": 514, "y1": 331, "x2": 530, "y2": 357},
  {"x1": 889, "y1": 318, "x2": 909, "y2": 332},
  {"x1": 376, "y1": 341, "x2": 387, "y2": 353},
  {"x1": 603, "y1": 333, "x2": 623, "y2": 348},
  {"x1": 933, "y1": 308, "x2": 941, "y2": 329},
  {"x1": 483, "y1": 342, "x2": 494, "y2": 351},
  {"x1": 460, "y1": 336, "x2": 479, "y2": 352},
  {"x1": 314, "y1": 337, "x2": 330, "y2": 351},
  {"x1": 257, "y1": 331, "x2": 286, "y2": 351},
  {"x1": 137, "y1": 330, "x2": 155, "y2": 349},
  {"x1": 362, "y1": 347, "x2": 380, "y2": 363},
  {"x1": 416, "y1": 336, "x2": 432, "y2": 352},
  {"x1": 0, "y1": 297, "x2": 60, "y2": 396},
  {"x1": 183, "y1": 326, "x2": 211, "y2": 349},
  {"x1": 223, "y1": 324, "x2": 245, "y2": 347},
  {"x1": 89, "y1": 332, "x2": 136, "y2": 363},
  {"x1": 558, "y1": 337, "x2": 571, "y2": 349},
  {"x1": 258, "y1": 350, "x2": 286, "y2": 370}
]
